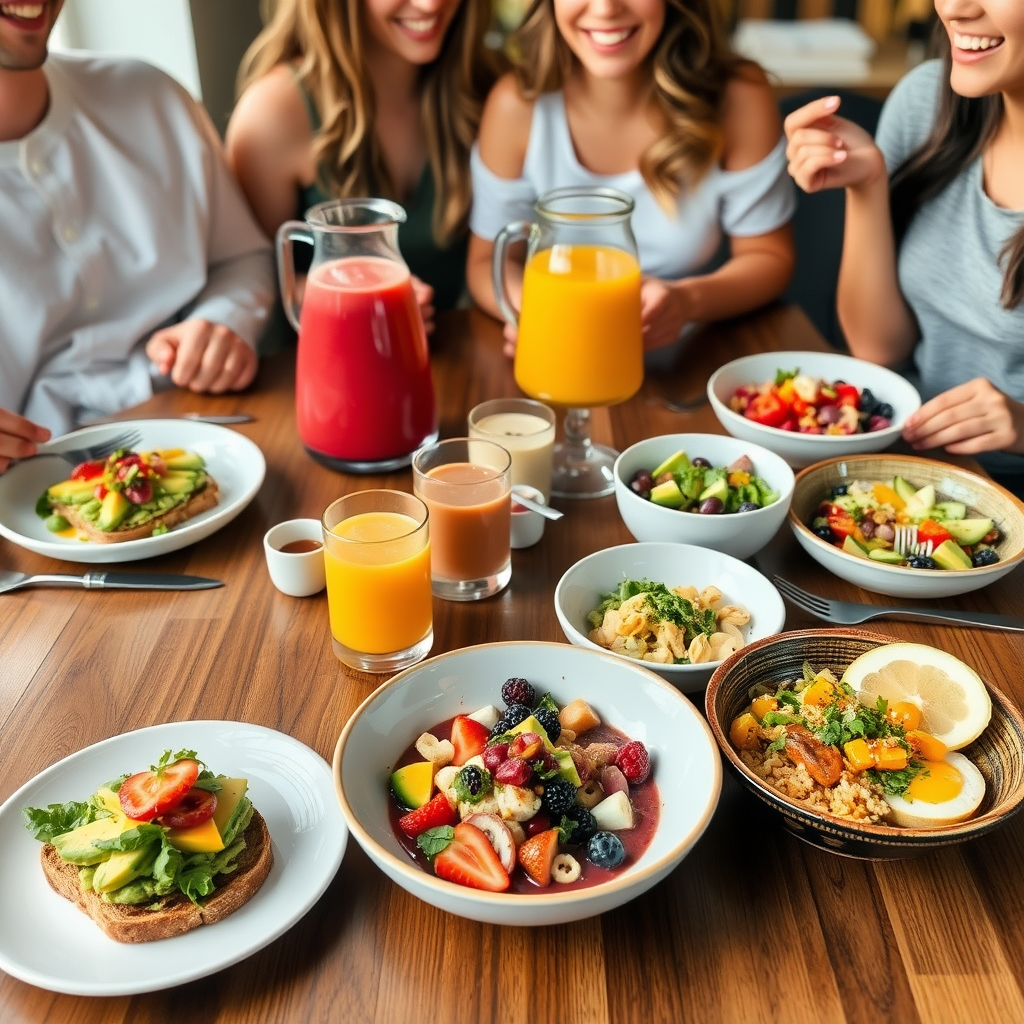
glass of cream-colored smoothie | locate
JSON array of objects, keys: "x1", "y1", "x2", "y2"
[{"x1": 467, "y1": 398, "x2": 556, "y2": 501}]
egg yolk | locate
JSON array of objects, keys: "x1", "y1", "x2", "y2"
[
  {"x1": 887, "y1": 700, "x2": 921, "y2": 731},
  {"x1": 907, "y1": 759, "x2": 962, "y2": 803}
]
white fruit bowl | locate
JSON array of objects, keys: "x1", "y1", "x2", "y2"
[
  {"x1": 707, "y1": 351, "x2": 921, "y2": 468},
  {"x1": 554, "y1": 542, "x2": 786, "y2": 693},
  {"x1": 613, "y1": 433, "x2": 795, "y2": 560},
  {"x1": 333, "y1": 642, "x2": 721, "y2": 926}
]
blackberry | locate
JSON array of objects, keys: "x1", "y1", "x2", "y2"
[
  {"x1": 541, "y1": 779, "x2": 576, "y2": 818},
  {"x1": 489, "y1": 717, "x2": 511, "y2": 738},
  {"x1": 972, "y1": 548, "x2": 1000, "y2": 567},
  {"x1": 562, "y1": 803, "x2": 597, "y2": 845},
  {"x1": 501, "y1": 676, "x2": 536, "y2": 708},
  {"x1": 534, "y1": 707, "x2": 562, "y2": 743},
  {"x1": 587, "y1": 831, "x2": 625, "y2": 869},
  {"x1": 503, "y1": 703, "x2": 533, "y2": 729},
  {"x1": 453, "y1": 765, "x2": 491, "y2": 803},
  {"x1": 906, "y1": 554, "x2": 938, "y2": 570}
]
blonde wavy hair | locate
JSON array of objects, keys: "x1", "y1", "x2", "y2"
[
  {"x1": 512, "y1": 0, "x2": 748, "y2": 210},
  {"x1": 239, "y1": 0, "x2": 501, "y2": 245}
]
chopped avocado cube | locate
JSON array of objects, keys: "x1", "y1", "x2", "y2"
[
  {"x1": 841, "y1": 534, "x2": 870, "y2": 559},
  {"x1": 390, "y1": 761, "x2": 435, "y2": 809},
  {"x1": 868, "y1": 548, "x2": 905, "y2": 564},
  {"x1": 552, "y1": 749, "x2": 582, "y2": 788},
  {"x1": 943, "y1": 518, "x2": 994, "y2": 546},
  {"x1": 97, "y1": 490, "x2": 132, "y2": 531},
  {"x1": 697, "y1": 476, "x2": 730, "y2": 504},
  {"x1": 650, "y1": 449, "x2": 690, "y2": 479},
  {"x1": 931, "y1": 538, "x2": 973, "y2": 570},
  {"x1": 892, "y1": 476, "x2": 917, "y2": 502},
  {"x1": 92, "y1": 846, "x2": 156, "y2": 893},
  {"x1": 649, "y1": 479, "x2": 685, "y2": 508}
]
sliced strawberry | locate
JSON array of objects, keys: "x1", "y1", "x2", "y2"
[
  {"x1": 518, "y1": 827, "x2": 560, "y2": 887},
  {"x1": 450, "y1": 715, "x2": 489, "y2": 766},
  {"x1": 70, "y1": 460, "x2": 104, "y2": 481},
  {"x1": 398, "y1": 791, "x2": 456, "y2": 838},
  {"x1": 119, "y1": 757, "x2": 200, "y2": 821},
  {"x1": 433, "y1": 823, "x2": 510, "y2": 892}
]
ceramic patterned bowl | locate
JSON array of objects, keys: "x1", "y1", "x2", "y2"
[
  {"x1": 707, "y1": 351, "x2": 921, "y2": 468},
  {"x1": 705, "y1": 629, "x2": 1024, "y2": 860},
  {"x1": 789, "y1": 454, "x2": 1024, "y2": 599},
  {"x1": 333, "y1": 642, "x2": 722, "y2": 926}
]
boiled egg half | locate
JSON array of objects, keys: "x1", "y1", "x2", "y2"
[{"x1": 884, "y1": 751, "x2": 985, "y2": 828}]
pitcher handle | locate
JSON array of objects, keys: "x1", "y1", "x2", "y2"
[
  {"x1": 276, "y1": 221, "x2": 315, "y2": 332},
  {"x1": 491, "y1": 220, "x2": 535, "y2": 328}
]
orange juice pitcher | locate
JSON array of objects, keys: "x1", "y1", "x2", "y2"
[{"x1": 492, "y1": 187, "x2": 643, "y2": 498}]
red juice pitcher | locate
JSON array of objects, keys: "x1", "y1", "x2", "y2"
[{"x1": 277, "y1": 199, "x2": 438, "y2": 471}]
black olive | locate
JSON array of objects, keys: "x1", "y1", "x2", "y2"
[
  {"x1": 691, "y1": 457, "x2": 712, "y2": 468},
  {"x1": 736, "y1": 501, "x2": 761, "y2": 513},
  {"x1": 906, "y1": 554, "x2": 938, "y2": 570},
  {"x1": 972, "y1": 548, "x2": 1000, "y2": 567},
  {"x1": 811, "y1": 523, "x2": 836, "y2": 543},
  {"x1": 830, "y1": 484, "x2": 849, "y2": 497}
]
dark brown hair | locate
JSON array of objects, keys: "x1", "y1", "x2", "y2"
[{"x1": 889, "y1": 32, "x2": 1024, "y2": 309}]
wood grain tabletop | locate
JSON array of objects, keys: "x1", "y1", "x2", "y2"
[{"x1": 2, "y1": 304, "x2": 1023, "y2": 1024}]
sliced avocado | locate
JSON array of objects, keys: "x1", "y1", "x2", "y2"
[
  {"x1": 51, "y1": 816, "x2": 129, "y2": 865},
  {"x1": 552, "y1": 748, "x2": 582, "y2": 788},
  {"x1": 97, "y1": 490, "x2": 132, "y2": 531},
  {"x1": 211, "y1": 778, "x2": 248, "y2": 836},
  {"x1": 841, "y1": 534, "x2": 870, "y2": 559},
  {"x1": 47, "y1": 478, "x2": 98, "y2": 505},
  {"x1": 892, "y1": 476, "x2": 917, "y2": 502},
  {"x1": 649, "y1": 479, "x2": 685, "y2": 508},
  {"x1": 931, "y1": 538, "x2": 973, "y2": 570},
  {"x1": 697, "y1": 477, "x2": 730, "y2": 504},
  {"x1": 650, "y1": 449, "x2": 690, "y2": 479},
  {"x1": 868, "y1": 548, "x2": 905, "y2": 564},
  {"x1": 163, "y1": 452, "x2": 205, "y2": 471},
  {"x1": 390, "y1": 761, "x2": 435, "y2": 809},
  {"x1": 92, "y1": 846, "x2": 155, "y2": 893},
  {"x1": 933, "y1": 500, "x2": 968, "y2": 521},
  {"x1": 943, "y1": 518, "x2": 994, "y2": 546},
  {"x1": 158, "y1": 472, "x2": 201, "y2": 496}
]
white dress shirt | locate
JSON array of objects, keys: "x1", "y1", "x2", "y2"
[{"x1": 0, "y1": 52, "x2": 275, "y2": 434}]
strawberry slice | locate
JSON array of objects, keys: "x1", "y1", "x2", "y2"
[
  {"x1": 398, "y1": 792, "x2": 456, "y2": 838},
  {"x1": 433, "y1": 823, "x2": 510, "y2": 892},
  {"x1": 518, "y1": 827, "x2": 560, "y2": 887},
  {"x1": 450, "y1": 715, "x2": 490, "y2": 766}
]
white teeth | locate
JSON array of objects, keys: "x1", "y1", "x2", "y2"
[
  {"x1": 1, "y1": 3, "x2": 45, "y2": 16},
  {"x1": 953, "y1": 32, "x2": 1003, "y2": 51},
  {"x1": 589, "y1": 28, "x2": 632, "y2": 45},
  {"x1": 399, "y1": 16, "x2": 438, "y2": 32}
]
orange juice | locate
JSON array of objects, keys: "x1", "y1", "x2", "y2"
[
  {"x1": 515, "y1": 244, "x2": 643, "y2": 407},
  {"x1": 324, "y1": 511, "x2": 432, "y2": 654}
]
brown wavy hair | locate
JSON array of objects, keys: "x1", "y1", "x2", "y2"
[
  {"x1": 239, "y1": 0, "x2": 502, "y2": 245},
  {"x1": 889, "y1": 31, "x2": 1023, "y2": 309},
  {"x1": 511, "y1": 0, "x2": 747, "y2": 210}
]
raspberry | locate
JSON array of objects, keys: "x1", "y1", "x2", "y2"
[
  {"x1": 533, "y1": 707, "x2": 561, "y2": 744},
  {"x1": 501, "y1": 677, "x2": 536, "y2": 708},
  {"x1": 540, "y1": 779, "x2": 576, "y2": 818},
  {"x1": 587, "y1": 831, "x2": 625, "y2": 869},
  {"x1": 614, "y1": 740, "x2": 651, "y2": 784}
]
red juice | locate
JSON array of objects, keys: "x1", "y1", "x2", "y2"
[{"x1": 296, "y1": 256, "x2": 436, "y2": 462}]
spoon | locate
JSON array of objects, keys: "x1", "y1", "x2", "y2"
[{"x1": 511, "y1": 487, "x2": 563, "y2": 521}]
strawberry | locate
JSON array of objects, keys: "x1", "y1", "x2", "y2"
[
  {"x1": 398, "y1": 791, "x2": 456, "y2": 838},
  {"x1": 615, "y1": 740, "x2": 651, "y2": 784},
  {"x1": 432, "y1": 823, "x2": 510, "y2": 892},
  {"x1": 518, "y1": 827, "x2": 560, "y2": 887},
  {"x1": 451, "y1": 715, "x2": 490, "y2": 765}
]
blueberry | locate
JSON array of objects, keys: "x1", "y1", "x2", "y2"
[
  {"x1": 859, "y1": 388, "x2": 879, "y2": 416},
  {"x1": 736, "y1": 501, "x2": 761, "y2": 513},
  {"x1": 587, "y1": 831, "x2": 626, "y2": 869},
  {"x1": 906, "y1": 554, "x2": 938, "y2": 570},
  {"x1": 812, "y1": 523, "x2": 837, "y2": 543},
  {"x1": 830, "y1": 484, "x2": 849, "y2": 497},
  {"x1": 876, "y1": 402, "x2": 894, "y2": 420},
  {"x1": 972, "y1": 548, "x2": 1000, "y2": 567}
]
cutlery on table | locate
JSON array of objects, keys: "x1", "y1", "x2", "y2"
[
  {"x1": 181, "y1": 413, "x2": 255, "y2": 424},
  {"x1": 772, "y1": 575, "x2": 1024, "y2": 632},
  {"x1": 660, "y1": 393, "x2": 709, "y2": 413},
  {"x1": 32, "y1": 428, "x2": 142, "y2": 467},
  {"x1": 0, "y1": 570, "x2": 223, "y2": 594},
  {"x1": 511, "y1": 487, "x2": 564, "y2": 521}
]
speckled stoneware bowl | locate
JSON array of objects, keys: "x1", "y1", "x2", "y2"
[
  {"x1": 789, "y1": 454, "x2": 1024, "y2": 600},
  {"x1": 705, "y1": 628, "x2": 1024, "y2": 860}
]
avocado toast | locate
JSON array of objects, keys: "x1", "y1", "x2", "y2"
[{"x1": 36, "y1": 448, "x2": 219, "y2": 543}]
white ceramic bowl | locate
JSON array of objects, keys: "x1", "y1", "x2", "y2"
[
  {"x1": 789, "y1": 454, "x2": 1024, "y2": 599},
  {"x1": 333, "y1": 642, "x2": 721, "y2": 926},
  {"x1": 707, "y1": 351, "x2": 921, "y2": 468},
  {"x1": 554, "y1": 542, "x2": 787, "y2": 693},
  {"x1": 613, "y1": 433, "x2": 795, "y2": 560}
]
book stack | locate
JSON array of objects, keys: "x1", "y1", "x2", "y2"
[{"x1": 732, "y1": 18, "x2": 878, "y2": 84}]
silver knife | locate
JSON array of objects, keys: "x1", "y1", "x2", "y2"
[
  {"x1": 0, "y1": 571, "x2": 222, "y2": 592},
  {"x1": 863, "y1": 608, "x2": 1024, "y2": 632}
]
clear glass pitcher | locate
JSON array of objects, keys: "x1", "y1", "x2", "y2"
[
  {"x1": 491, "y1": 187, "x2": 643, "y2": 497},
  {"x1": 277, "y1": 198, "x2": 438, "y2": 473}
]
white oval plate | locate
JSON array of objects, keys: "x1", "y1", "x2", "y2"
[
  {"x1": 0, "y1": 721, "x2": 347, "y2": 995},
  {"x1": 0, "y1": 420, "x2": 265, "y2": 563}
]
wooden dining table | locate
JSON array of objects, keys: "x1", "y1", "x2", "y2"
[{"x1": 2, "y1": 304, "x2": 1024, "y2": 1024}]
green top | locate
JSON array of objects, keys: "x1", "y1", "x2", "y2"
[{"x1": 295, "y1": 78, "x2": 467, "y2": 310}]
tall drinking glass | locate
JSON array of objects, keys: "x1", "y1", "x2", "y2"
[{"x1": 492, "y1": 187, "x2": 643, "y2": 498}]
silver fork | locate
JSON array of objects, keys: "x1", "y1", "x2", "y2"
[
  {"x1": 31, "y1": 428, "x2": 143, "y2": 467},
  {"x1": 772, "y1": 575, "x2": 1024, "y2": 632},
  {"x1": 893, "y1": 524, "x2": 933, "y2": 558}
]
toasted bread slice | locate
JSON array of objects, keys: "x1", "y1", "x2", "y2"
[
  {"x1": 55, "y1": 478, "x2": 220, "y2": 544},
  {"x1": 40, "y1": 810, "x2": 272, "y2": 943}
]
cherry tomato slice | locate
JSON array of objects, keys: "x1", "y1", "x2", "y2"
[
  {"x1": 119, "y1": 758, "x2": 200, "y2": 821},
  {"x1": 70, "y1": 460, "x2": 104, "y2": 481},
  {"x1": 744, "y1": 391, "x2": 789, "y2": 427},
  {"x1": 156, "y1": 787, "x2": 217, "y2": 829}
]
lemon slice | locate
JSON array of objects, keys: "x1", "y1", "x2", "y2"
[{"x1": 841, "y1": 642, "x2": 992, "y2": 750}]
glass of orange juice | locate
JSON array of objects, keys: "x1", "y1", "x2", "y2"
[
  {"x1": 322, "y1": 490, "x2": 432, "y2": 672},
  {"x1": 492, "y1": 187, "x2": 642, "y2": 498},
  {"x1": 412, "y1": 438, "x2": 512, "y2": 602}
]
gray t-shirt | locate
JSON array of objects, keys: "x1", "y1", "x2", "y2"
[{"x1": 876, "y1": 60, "x2": 1024, "y2": 480}]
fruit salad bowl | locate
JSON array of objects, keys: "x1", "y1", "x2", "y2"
[
  {"x1": 333, "y1": 642, "x2": 721, "y2": 926},
  {"x1": 789, "y1": 454, "x2": 1024, "y2": 599},
  {"x1": 705, "y1": 629, "x2": 1024, "y2": 860}
]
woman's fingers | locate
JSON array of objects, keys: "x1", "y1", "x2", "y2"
[{"x1": 783, "y1": 95, "x2": 841, "y2": 138}]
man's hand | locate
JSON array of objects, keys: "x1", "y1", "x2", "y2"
[
  {"x1": 411, "y1": 276, "x2": 436, "y2": 336},
  {"x1": 0, "y1": 408, "x2": 50, "y2": 474},
  {"x1": 146, "y1": 319, "x2": 258, "y2": 393},
  {"x1": 902, "y1": 378, "x2": 1024, "y2": 456}
]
